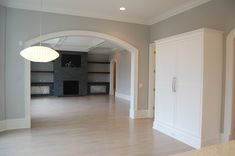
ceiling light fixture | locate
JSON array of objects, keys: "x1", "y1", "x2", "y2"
[
  {"x1": 120, "y1": 7, "x2": 126, "y2": 11},
  {"x1": 20, "y1": 0, "x2": 59, "y2": 62}
]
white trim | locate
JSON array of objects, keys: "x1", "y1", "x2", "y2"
[
  {"x1": 148, "y1": 0, "x2": 211, "y2": 25},
  {"x1": 153, "y1": 121, "x2": 201, "y2": 149},
  {"x1": 201, "y1": 136, "x2": 221, "y2": 147},
  {"x1": 109, "y1": 59, "x2": 117, "y2": 95},
  {"x1": 24, "y1": 30, "x2": 139, "y2": 124},
  {"x1": 5, "y1": 118, "x2": 29, "y2": 130},
  {"x1": 136, "y1": 110, "x2": 152, "y2": 118},
  {"x1": 0, "y1": 118, "x2": 29, "y2": 132},
  {"x1": 224, "y1": 27, "x2": 235, "y2": 142},
  {"x1": 24, "y1": 60, "x2": 31, "y2": 129},
  {"x1": 221, "y1": 132, "x2": 235, "y2": 143},
  {"x1": 148, "y1": 43, "x2": 155, "y2": 118},
  {"x1": 0, "y1": 0, "x2": 211, "y2": 25},
  {"x1": 129, "y1": 110, "x2": 152, "y2": 119},
  {"x1": 115, "y1": 92, "x2": 130, "y2": 101}
]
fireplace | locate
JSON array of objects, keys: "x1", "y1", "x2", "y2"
[
  {"x1": 54, "y1": 51, "x2": 87, "y2": 97},
  {"x1": 63, "y1": 81, "x2": 79, "y2": 95}
]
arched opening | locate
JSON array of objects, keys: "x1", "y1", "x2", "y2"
[
  {"x1": 224, "y1": 28, "x2": 235, "y2": 141},
  {"x1": 24, "y1": 30, "x2": 139, "y2": 127},
  {"x1": 110, "y1": 59, "x2": 118, "y2": 96}
]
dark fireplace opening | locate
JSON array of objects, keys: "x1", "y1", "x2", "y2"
[{"x1": 63, "y1": 81, "x2": 79, "y2": 95}]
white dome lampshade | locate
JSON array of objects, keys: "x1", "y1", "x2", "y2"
[{"x1": 20, "y1": 46, "x2": 59, "y2": 62}]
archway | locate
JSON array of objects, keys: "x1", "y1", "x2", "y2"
[
  {"x1": 224, "y1": 27, "x2": 235, "y2": 141},
  {"x1": 109, "y1": 58, "x2": 118, "y2": 96},
  {"x1": 24, "y1": 30, "x2": 139, "y2": 127}
]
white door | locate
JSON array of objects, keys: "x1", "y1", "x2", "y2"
[
  {"x1": 155, "y1": 42, "x2": 177, "y2": 126},
  {"x1": 174, "y1": 34, "x2": 202, "y2": 137}
]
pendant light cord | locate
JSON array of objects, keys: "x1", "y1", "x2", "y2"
[{"x1": 39, "y1": 0, "x2": 43, "y2": 46}]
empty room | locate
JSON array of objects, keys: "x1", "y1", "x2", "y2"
[{"x1": 0, "y1": 0, "x2": 235, "y2": 155}]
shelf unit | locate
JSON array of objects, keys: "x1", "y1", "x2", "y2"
[
  {"x1": 88, "y1": 72, "x2": 110, "y2": 74},
  {"x1": 88, "y1": 61, "x2": 110, "y2": 64},
  {"x1": 31, "y1": 62, "x2": 55, "y2": 96},
  {"x1": 31, "y1": 71, "x2": 54, "y2": 73},
  {"x1": 31, "y1": 82, "x2": 54, "y2": 96},
  {"x1": 87, "y1": 82, "x2": 110, "y2": 95},
  {"x1": 87, "y1": 57, "x2": 110, "y2": 95}
]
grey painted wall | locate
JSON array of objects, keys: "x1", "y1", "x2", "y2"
[
  {"x1": 31, "y1": 62, "x2": 53, "y2": 71},
  {"x1": 150, "y1": 0, "x2": 235, "y2": 132},
  {"x1": 114, "y1": 51, "x2": 131, "y2": 96},
  {"x1": 31, "y1": 62, "x2": 54, "y2": 83},
  {"x1": 88, "y1": 54, "x2": 110, "y2": 83},
  {"x1": 0, "y1": 5, "x2": 6, "y2": 121},
  {"x1": 150, "y1": 0, "x2": 235, "y2": 41},
  {"x1": 5, "y1": 8, "x2": 149, "y2": 119}
]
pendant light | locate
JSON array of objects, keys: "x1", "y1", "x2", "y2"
[{"x1": 20, "y1": 0, "x2": 59, "y2": 62}]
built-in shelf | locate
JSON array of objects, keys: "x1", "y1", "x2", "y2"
[
  {"x1": 31, "y1": 82, "x2": 54, "y2": 85},
  {"x1": 88, "y1": 72, "x2": 110, "y2": 74},
  {"x1": 88, "y1": 61, "x2": 110, "y2": 64},
  {"x1": 31, "y1": 71, "x2": 54, "y2": 73},
  {"x1": 87, "y1": 82, "x2": 110, "y2": 95}
]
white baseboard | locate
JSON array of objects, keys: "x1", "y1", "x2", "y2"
[
  {"x1": 115, "y1": 92, "x2": 130, "y2": 101},
  {"x1": 129, "y1": 109, "x2": 153, "y2": 119},
  {"x1": 0, "y1": 118, "x2": 30, "y2": 133},
  {"x1": 153, "y1": 121, "x2": 201, "y2": 149},
  {"x1": 220, "y1": 131, "x2": 235, "y2": 143},
  {"x1": 201, "y1": 135, "x2": 221, "y2": 147},
  {"x1": 136, "y1": 110, "x2": 151, "y2": 118},
  {"x1": 6, "y1": 118, "x2": 29, "y2": 130}
]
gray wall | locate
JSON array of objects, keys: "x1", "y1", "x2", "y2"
[
  {"x1": 114, "y1": 51, "x2": 131, "y2": 96},
  {"x1": 88, "y1": 54, "x2": 110, "y2": 83},
  {"x1": 31, "y1": 62, "x2": 54, "y2": 83},
  {"x1": 150, "y1": 0, "x2": 235, "y2": 41},
  {"x1": 150, "y1": 0, "x2": 235, "y2": 132},
  {"x1": 5, "y1": 8, "x2": 149, "y2": 119},
  {"x1": 0, "y1": 5, "x2": 6, "y2": 121}
]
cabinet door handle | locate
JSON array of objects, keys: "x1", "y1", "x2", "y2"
[{"x1": 172, "y1": 77, "x2": 177, "y2": 92}]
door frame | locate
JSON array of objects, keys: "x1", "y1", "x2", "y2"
[
  {"x1": 110, "y1": 58, "x2": 117, "y2": 95},
  {"x1": 224, "y1": 27, "x2": 235, "y2": 141},
  {"x1": 148, "y1": 43, "x2": 155, "y2": 118},
  {"x1": 23, "y1": 30, "x2": 139, "y2": 128}
]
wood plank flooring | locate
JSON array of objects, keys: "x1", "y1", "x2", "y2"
[{"x1": 0, "y1": 96, "x2": 193, "y2": 156}]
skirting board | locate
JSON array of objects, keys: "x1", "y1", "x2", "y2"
[
  {"x1": 153, "y1": 121, "x2": 201, "y2": 149},
  {"x1": 130, "y1": 109, "x2": 153, "y2": 119},
  {"x1": 0, "y1": 118, "x2": 30, "y2": 132},
  {"x1": 153, "y1": 121, "x2": 222, "y2": 149},
  {"x1": 221, "y1": 131, "x2": 235, "y2": 143},
  {"x1": 115, "y1": 92, "x2": 130, "y2": 101}
]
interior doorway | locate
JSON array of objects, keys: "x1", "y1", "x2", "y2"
[
  {"x1": 112, "y1": 61, "x2": 117, "y2": 95},
  {"x1": 23, "y1": 30, "x2": 139, "y2": 128}
]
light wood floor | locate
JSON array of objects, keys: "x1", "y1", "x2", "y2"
[{"x1": 0, "y1": 96, "x2": 193, "y2": 156}]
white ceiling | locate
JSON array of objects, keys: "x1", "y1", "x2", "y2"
[
  {"x1": 0, "y1": 0, "x2": 211, "y2": 25},
  {"x1": 42, "y1": 36, "x2": 124, "y2": 55}
]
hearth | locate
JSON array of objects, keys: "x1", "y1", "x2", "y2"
[{"x1": 63, "y1": 81, "x2": 79, "y2": 95}]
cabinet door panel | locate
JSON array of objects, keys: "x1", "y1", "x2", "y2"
[
  {"x1": 156, "y1": 42, "x2": 177, "y2": 126},
  {"x1": 175, "y1": 35, "x2": 202, "y2": 137}
]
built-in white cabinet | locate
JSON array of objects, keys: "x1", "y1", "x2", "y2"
[{"x1": 153, "y1": 28, "x2": 223, "y2": 149}]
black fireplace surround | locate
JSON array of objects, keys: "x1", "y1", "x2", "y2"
[
  {"x1": 63, "y1": 81, "x2": 79, "y2": 95},
  {"x1": 54, "y1": 51, "x2": 88, "y2": 96}
]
